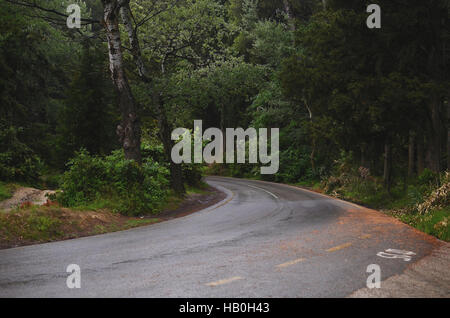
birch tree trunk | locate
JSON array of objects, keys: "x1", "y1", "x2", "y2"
[
  {"x1": 102, "y1": 0, "x2": 142, "y2": 164},
  {"x1": 283, "y1": 0, "x2": 295, "y2": 31}
]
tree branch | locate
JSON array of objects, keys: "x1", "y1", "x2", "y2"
[{"x1": 4, "y1": 0, "x2": 100, "y2": 24}]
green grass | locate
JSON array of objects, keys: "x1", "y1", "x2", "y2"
[
  {"x1": 0, "y1": 207, "x2": 63, "y2": 242},
  {"x1": 58, "y1": 182, "x2": 211, "y2": 217},
  {"x1": 0, "y1": 206, "x2": 164, "y2": 248},
  {"x1": 186, "y1": 181, "x2": 210, "y2": 195},
  {"x1": 0, "y1": 182, "x2": 17, "y2": 202},
  {"x1": 69, "y1": 198, "x2": 121, "y2": 212},
  {"x1": 329, "y1": 182, "x2": 422, "y2": 211},
  {"x1": 294, "y1": 180, "x2": 316, "y2": 187},
  {"x1": 394, "y1": 208, "x2": 449, "y2": 242},
  {"x1": 39, "y1": 172, "x2": 62, "y2": 190}
]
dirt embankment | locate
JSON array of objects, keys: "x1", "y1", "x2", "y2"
[{"x1": 0, "y1": 185, "x2": 226, "y2": 249}]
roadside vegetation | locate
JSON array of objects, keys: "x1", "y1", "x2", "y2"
[
  {"x1": 0, "y1": 182, "x2": 16, "y2": 202},
  {"x1": 0, "y1": 205, "x2": 161, "y2": 249},
  {"x1": 316, "y1": 157, "x2": 450, "y2": 242},
  {"x1": 0, "y1": 1, "x2": 448, "y2": 245},
  {"x1": 57, "y1": 149, "x2": 170, "y2": 216}
]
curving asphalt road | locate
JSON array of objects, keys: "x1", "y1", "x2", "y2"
[{"x1": 0, "y1": 176, "x2": 445, "y2": 297}]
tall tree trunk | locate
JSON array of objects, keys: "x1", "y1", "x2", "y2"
[
  {"x1": 429, "y1": 97, "x2": 442, "y2": 173},
  {"x1": 408, "y1": 131, "x2": 415, "y2": 177},
  {"x1": 417, "y1": 133, "x2": 425, "y2": 175},
  {"x1": 102, "y1": 0, "x2": 141, "y2": 163},
  {"x1": 310, "y1": 138, "x2": 316, "y2": 173},
  {"x1": 119, "y1": 1, "x2": 147, "y2": 78},
  {"x1": 383, "y1": 142, "x2": 392, "y2": 193},
  {"x1": 360, "y1": 144, "x2": 370, "y2": 169},
  {"x1": 283, "y1": 0, "x2": 295, "y2": 31},
  {"x1": 88, "y1": 1, "x2": 103, "y2": 33},
  {"x1": 119, "y1": 2, "x2": 184, "y2": 194},
  {"x1": 154, "y1": 92, "x2": 185, "y2": 195},
  {"x1": 447, "y1": 101, "x2": 450, "y2": 171}
]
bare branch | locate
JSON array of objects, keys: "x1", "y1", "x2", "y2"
[
  {"x1": 135, "y1": 0, "x2": 180, "y2": 30},
  {"x1": 4, "y1": 0, "x2": 100, "y2": 24}
]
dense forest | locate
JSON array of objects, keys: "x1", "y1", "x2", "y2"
[{"x1": 0, "y1": 1, "x2": 449, "y2": 239}]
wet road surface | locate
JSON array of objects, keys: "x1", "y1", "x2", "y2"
[{"x1": 0, "y1": 177, "x2": 443, "y2": 297}]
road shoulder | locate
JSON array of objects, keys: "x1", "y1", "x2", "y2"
[
  {"x1": 349, "y1": 243, "x2": 450, "y2": 298},
  {"x1": 0, "y1": 184, "x2": 227, "y2": 250}
]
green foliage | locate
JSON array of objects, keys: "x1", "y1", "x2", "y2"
[
  {"x1": 418, "y1": 168, "x2": 439, "y2": 186},
  {"x1": 0, "y1": 1, "x2": 84, "y2": 171},
  {"x1": 39, "y1": 172, "x2": 62, "y2": 190},
  {"x1": 276, "y1": 148, "x2": 314, "y2": 183},
  {"x1": 0, "y1": 182, "x2": 16, "y2": 202},
  {"x1": 406, "y1": 185, "x2": 425, "y2": 207},
  {"x1": 29, "y1": 214, "x2": 62, "y2": 237},
  {"x1": 58, "y1": 149, "x2": 170, "y2": 216},
  {"x1": 321, "y1": 161, "x2": 450, "y2": 241},
  {"x1": 417, "y1": 172, "x2": 450, "y2": 214},
  {"x1": 58, "y1": 149, "x2": 107, "y2": 205},
  {"x1": 250, "y1": 20, "x2": 294, "y2": 68},
  {"x1": 182, "y1": 163, "x2": 203, "y2": 187},
  {"x1": 0, "y1": 206, "x2": 164, "y2": 248},
  {"x1": 398, "y1": 208, "x2": 449, "y2": 242},
  {"x1": 0, "y1": 126, "x2": 43, "y2": 183},
  {"x1": 1, "y1": 0, "x2": 449, "y2": 246},
  {"x1": 0, "y1": 208, "x2": 62, "y2": 242},
  {"x1": 55, "y1": 43, "x2": 118, "y2": 167}
]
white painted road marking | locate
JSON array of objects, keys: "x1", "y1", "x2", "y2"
[
  {"x1": 385, "y1": 249, "x2": 416, "y2": 256},
  {"x1": 377, "y1": 249, "x2": 416, "y2": 262},
  {"x1": 247, "y1": 184, "x2": 279, "y2": 199}
]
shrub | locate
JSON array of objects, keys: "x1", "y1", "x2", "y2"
[
  {"x1": 0, "y1": 126, "x2": 43, "y2": 183},
  {"x1": 0, "y1": 181, "x2": 16, "y2": 201},
  {"x1": 58, "y1": 149, "x2": 170, "y2": 216},
  {"x1": 417, "y1": 172, "x2": 450, "y2": 214},
  {"x1": 182, "y1": 163, "x2": 203, "y2": 186},
  {"x1": 399, "y1": 208, "x2": 449, "y2": 242},
  {"x1": 418, "y1": 168, "x2": 439, "y2": 186},
  {"x1": 58, "y1": 149, "x2": 107, "y2": 206},
  {"x1": 406, "y1": 185, "x2": 424, "y2": 206}
]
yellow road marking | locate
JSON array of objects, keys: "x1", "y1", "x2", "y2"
[
  {"x1": 276, "y1": 258, "x2": 305, "y2": 268},
  {"x1": 326, "y1": 242, "x2": 352, "y2": 252},
  {"x1": 206, "y1": 276, "x2": 243, "y2": 287},
  {"x1": 206, "y1": 191, "x2": 235, "y2": 213}
]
